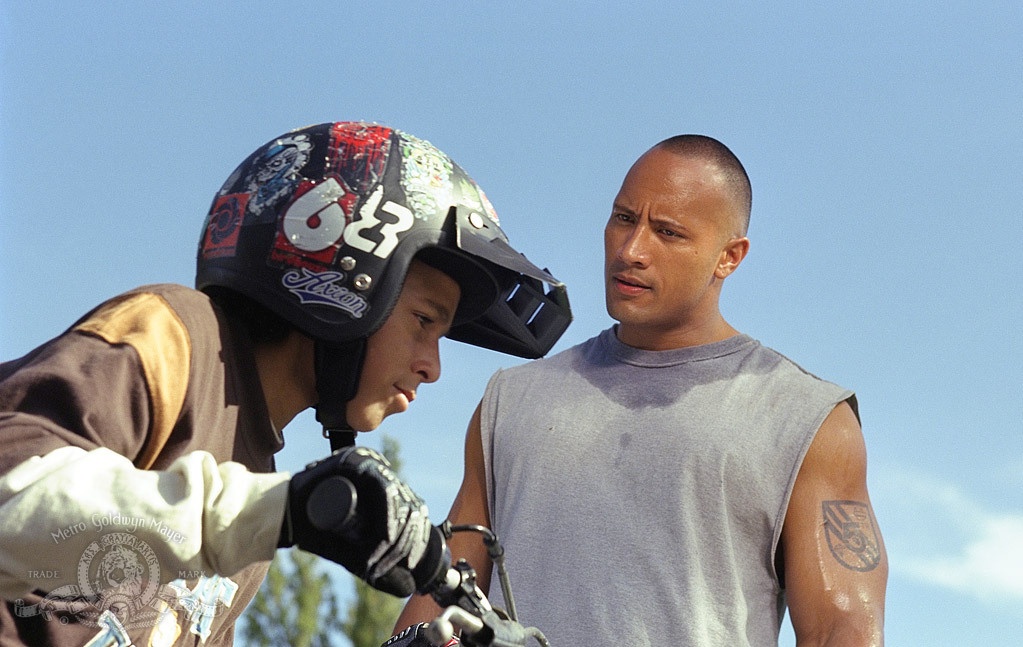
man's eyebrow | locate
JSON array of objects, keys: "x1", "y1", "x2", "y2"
[{"x1": 611, "y1": 199, "x2": 635, "y2": 213}]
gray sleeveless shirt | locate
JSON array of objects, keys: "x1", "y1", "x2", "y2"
[{"x1": 480, "y1": 328, "x2": 855, "y2": 647}]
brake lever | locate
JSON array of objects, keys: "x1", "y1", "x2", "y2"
[
  {"x1": 427, "y1": 559, "x2": 492, "y2": 618},
  {"x1": 423, "y1": 557, "x2": 548, "y2": 647}
]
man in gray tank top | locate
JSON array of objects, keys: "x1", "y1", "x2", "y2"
[{"x1": 396, "y1": 136, "x2": 887, "y2": 646}]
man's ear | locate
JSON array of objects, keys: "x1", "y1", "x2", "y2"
[{"x1": 715, "y1": 236, "x2": 750, "y2": 279}]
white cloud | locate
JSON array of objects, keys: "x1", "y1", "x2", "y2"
[
  {"x1": 871, "y1": 464, "x2": 1023, "y2": 603},
  {"x1": 901, "y1": 515, "x2": 1023, "y2": 600}
]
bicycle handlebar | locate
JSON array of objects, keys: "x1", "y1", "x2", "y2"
[
  {"x1": 418, "y1": 524, "x2": 550, "y2": 647},
  {"x1": 305, "y1": 475, "x2": 549, "y2": 647}
]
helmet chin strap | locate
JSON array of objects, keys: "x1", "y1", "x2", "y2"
[{"x1": 313, "y1": 339, "x2": 367, "y2": 453}]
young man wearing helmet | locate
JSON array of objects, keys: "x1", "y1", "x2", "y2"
[{"x1": 0, "y1": 122, "x2": 571, "y2": 647}]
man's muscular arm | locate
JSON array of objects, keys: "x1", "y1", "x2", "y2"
[
  {"x1": 782, "y1": 400, "x2": 888, "y2": 647},
  {"x1": 393, "y1": 403, "x2": 494, "y2": 633}
]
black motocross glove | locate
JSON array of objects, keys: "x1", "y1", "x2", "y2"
[{"x1": 279, "y1": 446, "x2": 434, "y2": 597}]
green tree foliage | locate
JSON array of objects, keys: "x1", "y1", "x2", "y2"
[
  {"x1": 341, "y1": 578, "x2": 405, "y2": 647},
  {"x1": 238, "y1": 436, "x2": 409, "y2": 647},
  {"x1": 238, "y1": 548, "x2": 345, "y2": 647}
]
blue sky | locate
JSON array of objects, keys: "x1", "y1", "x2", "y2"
[{"x1": 2, "y1": 2, "x2": 1020, "y2": 645}]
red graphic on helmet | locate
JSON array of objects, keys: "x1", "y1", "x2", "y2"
[
  {"x1": 270, "y1": 179, "x2": 358, "y2": 270},
  {"x1": 326, "y1": 122, "x2": 392, "y2": 194},
  {"x1": 201, "y1": 193, "x2": 250, "y2": 259}
]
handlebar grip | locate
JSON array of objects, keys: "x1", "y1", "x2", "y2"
[
  {"x1": 305, "y1": 476, "x2": 450, "y2": 596},
  {"x1": 305, "y1": 475, "x2": 359, "y2": 536},
  {"x1": 413, "y1": 526, "x2": 453, "y2": 595}
]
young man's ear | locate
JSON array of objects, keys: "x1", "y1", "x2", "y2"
[{"x1": 715, "y1": 237, "x2": 750, "y2": 279}]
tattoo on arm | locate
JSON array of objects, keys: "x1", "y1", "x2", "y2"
[{"x1": 822, "y1": 500, "x2": 882, "y2": 572}]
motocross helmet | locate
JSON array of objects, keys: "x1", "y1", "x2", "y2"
[{"x1": 196, "y1": 122, "x2": 571, "y2": 440}]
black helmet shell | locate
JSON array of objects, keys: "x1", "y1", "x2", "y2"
[{"x1": 197, "y1": 122, "x2": 570, "y2": 358}]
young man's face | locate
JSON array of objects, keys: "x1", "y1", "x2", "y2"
[
  {"x1": 604, "y1": 147, "x2": 747, "y2": 350},
  {"x1": 345, "y1": 259, "x2": 461, "y2": 431}
]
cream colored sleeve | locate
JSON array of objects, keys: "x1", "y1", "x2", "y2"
[{"x1": 0, "y1": 446, "x2": 290, "y2": 600}]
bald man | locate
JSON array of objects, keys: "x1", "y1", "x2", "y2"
[{"x1": 395, "y1": 135, "x2": 887, "y2": 647}]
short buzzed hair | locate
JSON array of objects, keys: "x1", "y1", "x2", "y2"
[{"x1": 654, "y1": 135, "x2": 752, "y2": 236}]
